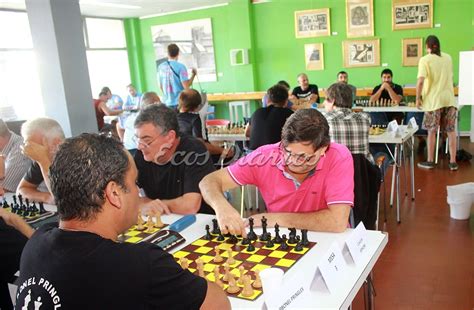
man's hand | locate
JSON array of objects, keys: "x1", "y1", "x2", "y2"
[
  {"x1": 0, "y1": 207, "x2": 20, "y2": 227},
  {"x1": 215, "y1": 204, "x2": 246, "y2": 237},
  {"x1": 381, "y1": 82, "x2": 391, "y2": 90},
  {"x1": 21, "y1": 140, "x2": 50, "y2": 164},
  {"x1": 141, "y1": 198, "x2": 171, "y2": 216},
  {"x1": 310, "y1": 93, "x2": 318, "y2": 102},
  {"x1": 191, "y1": 68, "x2": 198, "y2": 76},
  {"x1": 416, "y1": 98, "x2": 423, "y2": 110}
]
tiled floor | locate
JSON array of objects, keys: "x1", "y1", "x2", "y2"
[{"x1": 352, "y1": 137, "x2": 474, "y2": 309}]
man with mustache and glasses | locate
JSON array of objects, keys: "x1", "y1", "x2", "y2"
[{"x1": 200, "y1": 109, "x2": 354, "y2": 236}]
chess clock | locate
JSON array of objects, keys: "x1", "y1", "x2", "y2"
[{"x1": 150, "y1": 230, "x2": 186, "y2": 252}]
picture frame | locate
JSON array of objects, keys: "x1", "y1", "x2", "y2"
[
  {"x1": 294, "y1": 8, "x2": 330, "y2": 38},
  {"x1": 343, "y1": 39, "x2": 380, "y2": 68},
  {"x1": 402, "y1": 38, "x2": 423, "y2": 66},
  {"x1": 392, "y1": 0, "x2": 433, "y2": 30},
  {"x1": 304, "y1": 43, "x2": 324, "y2": 70},
  {"x1": 346, "y1": 0, "x2": 374, "y2": 38}
]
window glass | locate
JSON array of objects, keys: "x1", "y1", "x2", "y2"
[{"x1": 86, "y1": 18, "x2": 126, "y2": 48}]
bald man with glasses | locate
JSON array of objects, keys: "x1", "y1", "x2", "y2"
[
  {"x1": 200, "y1": 109, "x2": 354, "y2": 235},
  {"x1": 134, "y1": 104, "x2": 215, "y2": 215}
]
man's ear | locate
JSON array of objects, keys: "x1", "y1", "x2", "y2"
[{"x1": 104, "y1": 181, "x2": 122, "y2": 210}]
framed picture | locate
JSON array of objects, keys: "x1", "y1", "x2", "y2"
[
  {"x1": 346, "y1": 0, "x2": 374, "y2": 38},
  {"x1": 402, "y1": 38, "x2": 423, "y2": 66},
  {"x1": 295, "y1": 9, "x2": 330, "y2": 38},
  {"x1": 343, "y1": 39, "x2": 380, "y2": 68},
  {"x1": 392, "y1": 0, "x2": 433, "y2": 30},
  {"x1": 305, "y1": 43, "x2": 324, "y2": 70}
]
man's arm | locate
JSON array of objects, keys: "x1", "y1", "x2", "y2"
[
  {"x1": 199, "y1": 168, "x2": 247, "y2": 236},
  {"x1": 17, "y1": 179, "x2": 53, "y2": 204},
  {"x1": 385, "y1": 84, "x2": 403, "y2": 104},
  {"x1": 99, "y1": 102, "x2": 122, "y2": 116},
  {"x1": 250, "y1": 204, "x2": 351, "y2": 233},
  {"x1": 0, "y1": 207, "x2": 34, "y2": 238},
  {"x1": 161, "y1": 192, "x2": 202, "y2": 214},
  {"x1": 369, "y1": 85, "x2": 384, "y2": 103},
  {"x1": 416, "y1": 77, "x2": 425, "y2": 109},
  {"x1": 200, "y1": 281, "x2": 231, "y2": 310},
  {"x1": 182, "y1": 68, "x2": 197, "y2": 89}
]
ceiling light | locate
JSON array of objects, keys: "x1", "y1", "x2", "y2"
[{"x1": 80, "y1": 1, "x2": 141, "y2": 10}]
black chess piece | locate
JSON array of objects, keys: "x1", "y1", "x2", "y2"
[
  {"x1": 273, "y1": 223, "x2": 282, "y2": 244},
  {"x1": 31, "y1": 202, "x2": 39, "y2": 213},
  {"x1": 241, "y1": 237, "x2": 250, "y2": 245},
  {"x1": 211, "y1": 219, "x2": 219, "y2": 234},
  {"x1": 18, "y1": 194, "x2": 24, "y2": 206},
  {"x1": 280, "y1": 234, "x2": 289, "y2": 251},
  {"x1": 39, "y1": 202, "x2": 46, "y2": 214},
  {"x1": 260, "y1": 216, "x2": 269, "y2": 241},
  {"x1": 217, "y1": 231, "x2": 225, "y2": 241},
  {"x1": 2, "y1": 200, "x2": 9, "y2": 209},
  {"x1": 288, "y1": 228, "x2": 297, "y2": 244},
  {"x1": 12, "y1": 195, "x2": 17, "y2": 205},
  {"x1": 25, "y1": 198, "x2": 29, "y2": 206},
  {"x1": 204, "y1": 225, "x2": 212, "y2": 240},
  {"x1": 247, "y1": 218, "x2": 257, "y2": 241},
  {"x1": 294, "y1": 242, "x2": 303, "y2": 252},
  {"x1": 265, "y1": 238, "x2": 274, "y2": 248},
  {"x1": 301, "y1": 229, "x2": 309, "y2": 246},
  {"x1": 246, "y1": 241, "x2": 255, "y2": 252},
  {"x1": 228, "y1": 235, "x2": 238, "y2": 244}
]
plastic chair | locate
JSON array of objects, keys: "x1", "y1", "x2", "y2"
[
  {"x1": 228, "y1": 101, "x2": 251, "y2": 123},
  {"x1": 206, "y1": 119, "x2": 230, "y2": 127}
]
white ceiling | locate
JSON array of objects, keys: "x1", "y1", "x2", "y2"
[{"x1": 0, "y1": 0, "x2": 230, "y2": 19}]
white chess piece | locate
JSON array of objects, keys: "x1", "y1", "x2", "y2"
[
  {"x1": 21, "y1": 289, "x2": 32, "y2": 310},
  {"x1": 34, "y1": 296, "x2": 43, "y2": 310}
]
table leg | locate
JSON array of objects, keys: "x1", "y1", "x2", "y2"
[
  {"x1": 435, "y1": 126, "x2": 440, "y2": 164},
  {"x1": 390, "y1": 145, "x2": 398, "y2": 208},
  {"x1": 410, "y1": 136, "x2": 415, "y2": 201}
]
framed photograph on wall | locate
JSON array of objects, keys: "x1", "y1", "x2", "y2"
[
  {"x1": 346, "y1": 0, "x2": 374, "y2": 38},
  {"x1": 402, "y1": 38, "x2": 423, "y2": 66},
  {"x1": 305, "y1": 43, "x2": 324, "y2": 70},
  {"x1": 295, "y1": 8, "x2": 330, "y2": 38},
  {"x1": 392, "y1": 0, "x2": 433, "y2": 30},
  {"x1": 343, "y1": 39, "x2": 380, "y2": 68}
]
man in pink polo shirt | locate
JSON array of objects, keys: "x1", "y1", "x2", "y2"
[{"x1": 199, "y1": 109, "x2": 354, "y2": 235}]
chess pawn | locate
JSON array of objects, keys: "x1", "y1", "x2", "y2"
[
  {"x1": 252, "y1": 270, "x2": 262, "y2": 289},
  {"x1": 241, "y1": 275, "x2": 254, "y2": 297},
  {"x1": 222, "y1": 263, "x2": 230, "y2": 282},
  {"x1": 226, "y1": 248, "x2": 235, "y2": 265},
  {"x1": 153, "y1": 212, "x2": 165, "y2": 228},
  {"x1": 179, "y1": 257, "x2": 189, "y2": 269},
  {"x1": 238, "y1": 265, "x2": 246, "y2": 286},
  {"x1": 196, "y1": 257, "x2": 205, "y2": 277},
  {"x1": 213, "y1": 267, "x2": 224, "y2": 288},
  {"x1": 213, "y1": 246, "x2": 224, "y2": 263},
  {"x1": 145, "y1": 215, "x2": 155, "y2": 233},
  {"x1": 226, "y1": 273, "x2": 240, "y2": 294}
]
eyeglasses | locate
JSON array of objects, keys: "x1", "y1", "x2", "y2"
[
  {"x1": 132, "y1": 134, "x2": 162, "y2": 149},
  {"x1": 281, "y1": 145, "x2": 320, "y2": 164}
]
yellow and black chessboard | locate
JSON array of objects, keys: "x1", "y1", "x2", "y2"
[
  {"x1": 173, "y1": 233, "x2": 316, "y2": 301},
  {"x1": 119, "y1": 223, "x2": 169, "y2": 243},
  {"x1": 3, "y1": 206, "x2": 57, "y2": 226}
]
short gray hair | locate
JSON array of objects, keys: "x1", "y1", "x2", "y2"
[
  {"x1": 141, "y1": 92, "x2": 161, "y2": 107},
  {"x1": 134, "y1": 104, "x2": 180, "y2": 136},
  {"x1": 21, "y1": 118, "x2": 65, "y2": 142}
]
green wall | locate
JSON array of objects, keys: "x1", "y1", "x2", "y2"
[{"x1": 125, "y1": 0, "x2": 473, "y2": 130}]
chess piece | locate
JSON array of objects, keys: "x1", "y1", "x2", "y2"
[
  {"x1": 241, "y1": 275, "x2": 254, "y2": 297},
  {"x1": 213, "y1": 246, "x2": 224, "y2": 263},
  {"x1": 196, "y1": 257, "x2": 205, "y2": 277},
  {"x1": 204, "y1": 225, "x2": 212, "y2": 240},
  {"x1": 12, "y1": 195, "x2": 17, "y2": 205},
  {"x1": 154, "y1": 212, "x2": 165, "y2": 228},
  {"x1": 217, "y1": 231, "x2": 225, "y2": 241},
  {"x1": 39, "y1": 202, "x2": 46, "y2": 214},
  {"x1": 259, "y1": 216, "x2": 269, "y2": 241},
  {"x1": 273, "y1": 223, "x2": 282, "y2": 243},
  {"x1": 145, "y1": 215, "x2": 155, "y2": 233},
  {"x1": 294, "y1": 241, "x2": 303, "y2": 252},
  {"x1": 246, "y1": 241, "x2": 256, "y2": 252},
  {"x1": 288, "y1": 228, "x2": 297, "y2": 244},
  {"x1": 252, "y1": 269, "x2": 262, "y2": 289},
  {"x1": 241, "y1": 237, "x2": 250, "y2": 245},
  {"x1": 228, "y1": 235, "x2": 238, "y2": 244},
  {"x1": 136, "y1": 214, "x2": 145, "y2": 231},
  {"x1": 247, "y1": 218, "x2": 257, "y2": 241},
  {"x1": 211, "y1": 218, "x2": 220, "y2": 234},
  {"x1": 179, "y1": 257, "x2": 189, "y2": 269},
  {"x1": 280, "y1": 234, "x2": 289, "y2": 251},
  {"x1": 18, "y1": 194, "x2": 23, "y2": 207},
  {"x1": 265, "y1": 238, "x2": 274, "y2": 248},
  {"x1": 226, "y1": 248, "x2": 235, "y2": 265},
  {"x1": 31, "y1": 202, "x2": 38, "y2": 213},
  {"x1": 238, "y1": 266, "x2": 246, "y2": 285},
  {"x1": 301, "y1": 229, "x2": 309, "y2": 246},
  {"x1": 226, "y1": 273, "x2": 240, "y2": 294},
  {"x1": 213, "y1": 267, "x2": 224, "y2": 288},
  {"x1": 223, "y1": 263, "x2": 230, "y2": 282}
]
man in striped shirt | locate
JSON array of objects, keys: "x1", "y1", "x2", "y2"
[{"x1": 0, "y1": 120, "x2": 31, "y2": 196}]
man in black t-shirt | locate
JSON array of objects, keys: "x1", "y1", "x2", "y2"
[
  {"x1": 369, "y1": 68, "x2": 404, "y2": 124},
  {"x1": 16, "y1": 134, "x2": 230, "y2": 310},
  {"x1": 17, "y1": 118, "x2": 65, "y2": 205},
  {"x1": 134, "y1": 104, "x2": 216, "y2": 214},
  {"x1": 246, "y1": 84, "x2": 294, "y2": 150},
  {"x1": 290, "y1": 73, "x2": 320, "y2": 109}
]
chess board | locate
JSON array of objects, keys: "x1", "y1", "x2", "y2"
[
  {"x1": 3, "y1": 205, "x2": 57, "y2": 225},
  {"x1": 173, "y1": 233, "x2": 316, "y2": 301},
  {"x1": 369, "y1": 126, "x2": 386, "y2": 136},
  {"x1": 119, "y1": 223, "x2": 169, "y2": 243}
]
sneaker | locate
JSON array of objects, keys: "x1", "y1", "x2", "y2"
[
  {"x1": 417, "y1": 161, "x2": 435, "y2": 169},
  {"x1": 448, "y1": 162, "x2": 459, "y2": 171}
]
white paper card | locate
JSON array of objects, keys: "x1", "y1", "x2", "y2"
[
  {"x1": 407, "y1": 117, "x2": 418, "y2": 130},
  {"x1": 387, "y1": 119, "x2": 399, "y2": 133},
  {"x1": 317, "y1": 242, "x2": 347, "y2": 294},
  {"x1": 345, "y1": 222, "x2": 369, "y2": 266}
]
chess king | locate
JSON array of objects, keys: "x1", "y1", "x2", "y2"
[{"x1": 200, "y1": 109, "x2": 354, "y2": 236}]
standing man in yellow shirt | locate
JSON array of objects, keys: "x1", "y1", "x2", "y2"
[{"x1": 416, "y1": 35, "x2": 458, "y2": 171}]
